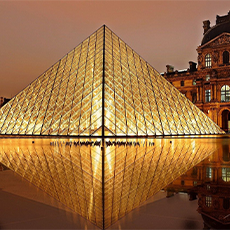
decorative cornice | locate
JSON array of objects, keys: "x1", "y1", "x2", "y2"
[{"x1": 198, "y1": 33, "x2": 230, "y2": 50}]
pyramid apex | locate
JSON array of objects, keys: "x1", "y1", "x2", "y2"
[{"x1": 103, "y1": 24, "x2": 108, "y2": 29}]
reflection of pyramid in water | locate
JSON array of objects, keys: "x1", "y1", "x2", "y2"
[
  {"x1": 0, "y1": 25, "x2": 224, "y2": 136},
  {"x1": 0, "y1": 25, "x2": 225, "y2": 229},
  {"x1": 0, "y1": 138, "x2": 222, "y2": 229}
]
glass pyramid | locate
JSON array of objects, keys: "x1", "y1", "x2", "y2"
[
  {"x1": 0, "y1": 25, "x2": 226, "y2": 229},
  {"x1": 0, "y1": 25, "x2": 224, "y2": 136}
]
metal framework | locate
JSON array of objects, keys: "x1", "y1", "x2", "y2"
[
  {"x1": 0, "y1": 25, "x2": 225, "y2": 229},
  {"x1": 0, "y1": 25, "x2": 224, "y2": 137}
]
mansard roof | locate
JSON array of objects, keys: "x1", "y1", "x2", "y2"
[{"x1": 202, "y1": 12, "x2": 230, "y2": 45}]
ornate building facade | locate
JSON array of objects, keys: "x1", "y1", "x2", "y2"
[{"x1": 164, "y1": 11, "x2": 230, "y2": 132}]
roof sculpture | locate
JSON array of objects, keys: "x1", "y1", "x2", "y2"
[{"x1": 0, "y1": 25, "x2": 224, "y2": 136}]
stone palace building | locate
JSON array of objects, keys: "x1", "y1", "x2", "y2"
[{"x1": 163, "y1": 11, "x2": 230, "y2": 132}]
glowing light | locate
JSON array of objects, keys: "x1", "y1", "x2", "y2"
[
  {"x1": 0, "y1": 26, "x2": 223, "y2": 137},
  {"x1": 0, "y1": 25, "x2": 225, "y2": 229}
]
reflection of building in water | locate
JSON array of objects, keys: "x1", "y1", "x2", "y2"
[
  {"x1": 0, "y1": 97, "x2": 10, "y2": 108},
  {"x1": 163, "y1": 11, "x2": 230, "y2": 132},
  {"x1": 165, "y1": 142, "x2": 230, "y2": 195},
  {"x1": 189, "y1": 182, "x2": 230, "y2": 229},
  {"x1": 165, "y1": 141, "x2": 230, "y2": 229},
  {"x1": 0, "y1": 162, "x2": 7, "y2": 171}
]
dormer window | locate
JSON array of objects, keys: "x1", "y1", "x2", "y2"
[
  {"x1": 223, "y1": 51, "x2": 229, "y2": 64},
  {"x1": 205, "y1": 53, "x2": 212, "y2": 68}
]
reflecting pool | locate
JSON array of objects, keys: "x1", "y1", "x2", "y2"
[
  {"x1": 165, "y1": 136, "x2": 230, "y2": 229},
  {"x1": 0, "y1": 136, "x2": 228, "y2": 229}
]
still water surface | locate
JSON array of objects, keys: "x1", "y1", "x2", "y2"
[{"x1": 0, "y1": 136, "x2": 229, "y2": 229}]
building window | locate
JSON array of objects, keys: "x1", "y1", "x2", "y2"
[
  {"x1": 205, "y1": 89, "x2": 211, "y2": 102},
  {"x1": 223, "y1": 51, "x2": 229, "y2": 64},
  {"x1": 181, "y1": 81, "x2": 184, "y2": 86},
  {"x1": 192, "y1": 92, "x2": 197, "y2": 103},
  {"x1": 205, "y1": 196, "x2": 212, "y2": 207},
  {"x1": 222, "y1": 168, "x2": 230, "y2": 182},
  {"x1": 206, "y1": 74, "x2": 210, "y2": 81},
  {"x1": 221, "y1": 85, "x2": 230, "y2": 102},
  {"x1": 192, "y1": 167, "x2": 197, "y2": 176},
  {"x1": 205, "y1": 53, "x2": 212, "y2": 68},
  {"x1": 193, "y1": 79, "x2": 196, "y2": 85},
  {"x1": 206, "y1": 167, "x2": 212, "y2": 178}
]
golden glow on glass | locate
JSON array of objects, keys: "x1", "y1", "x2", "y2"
[
  {"x1": 0, "y1": 26, "x2": 224, "y2": 136},
  {"x1": 0, "y1": 25, "x2": 226, "y2": 229}
]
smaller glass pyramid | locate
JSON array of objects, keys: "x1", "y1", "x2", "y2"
[{"x1": 0, "y1": 25, "x2": 224, "y2": 136}]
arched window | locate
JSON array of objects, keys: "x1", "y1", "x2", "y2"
[
  {"x1": 205, "y1": 53, "x2": 212, "y2": 68},
  {"x1": 221, "y1": 85, "x2": 230, "y2": 102},
  {"x1": 223, "y1": 51, "x2": 229, "y2": 64}
]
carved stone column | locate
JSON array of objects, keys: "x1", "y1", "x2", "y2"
[
  {"x1": 211, "y1": 84, "x2": 214, "y2": 101},
  {"x1": 213, "y1": 84, "x2": 217, "y2": 101},
  {"x1": 197, "y1": 87, "x2": 200, "y2": 102},
  {"x1": 217, "y1": 84, "x2": 221, "y2": 102}
]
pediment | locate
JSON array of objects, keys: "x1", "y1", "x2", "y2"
[{"x1": 200, "y1": 33, "x2": 230, "y2": 49}]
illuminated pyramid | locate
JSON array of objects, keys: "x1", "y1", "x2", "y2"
[
  {"x1": 0, "y1": 25, "x2": 224, "y2": 136},
  {"x1": 0, "y1": 25, "x2": 225, "y2": 229}
]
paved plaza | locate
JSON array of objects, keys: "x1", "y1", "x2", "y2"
[{"x1": 0, "y1": 170, "x2": 203, "y2": 229}]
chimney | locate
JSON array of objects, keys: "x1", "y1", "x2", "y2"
[
  {"x1": 203, "y1": 20, "x2": 210, "y2": 34},
  {"x1": 189, "y1": 61, "x2": 197, "y2": 71},
  {"x1": 166, "y1": 65, "x2": 174, "y2": 73}
]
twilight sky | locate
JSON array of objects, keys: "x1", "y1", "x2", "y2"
[{"x1": 0, "y1": 1, "x2": 230, "y2": 98}]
